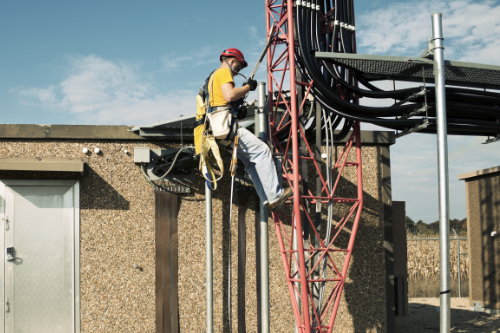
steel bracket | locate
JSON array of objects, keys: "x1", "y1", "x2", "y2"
[
  {"x1": 483, "y1": 135, "x2": 500, "y2": 144},
  {"x1": 395, "y1": 121, "x2": 430, "y2": 139},
  {"x1": 393, "y1": 89, "x2": 429, "y2": 108},
  {"x1": 420, "y1": 38, "x2": 435, "y2": 59},
  {"x1": 398, "y1": 106, "x2": 428, "y2": 119}
]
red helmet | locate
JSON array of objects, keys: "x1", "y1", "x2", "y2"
[{"x1": 220, "y1": 48, "x2": 248, "y2": 68}]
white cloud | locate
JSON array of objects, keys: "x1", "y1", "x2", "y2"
[
  {"x1": 14, "y1": 55, "x2": 194, "y2": 125},
  {"x1": 16, "y1": 85, "x2": 58, "y2": 106},
  {"x1": 356, "y1": 0, "x2": 500, "y2": 221},
  {"x1": 161, "y1": 47, "x2": 219, "y2": 72},
  {"x1": 357, "y1": 0, "x2": 500, "y2": 65}
]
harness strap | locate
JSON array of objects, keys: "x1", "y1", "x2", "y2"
[
  {"x1": 196, "y1": 68, "x2": 241, "y2": 190},
  {"x1": 194, "y1": 117, "x2": 205, "y2": 128},
  {"x1": 212, "y1": 105, "x2": 232, "y2": 111},
  {"x1": 199, "y1": 134, "x2": 224, "y2": 189}
]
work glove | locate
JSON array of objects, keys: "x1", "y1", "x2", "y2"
[{"x1": 245, "y1": 78, "x2": 257, "y2": 91}]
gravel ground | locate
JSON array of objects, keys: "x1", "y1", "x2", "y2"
[{"x1": 395, "y1": 298, "x2": 500, "y2": 332}]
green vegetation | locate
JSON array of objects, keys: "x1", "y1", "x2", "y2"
[{"x1": 406, "y1": 216, "x2": 467, "y2": 235}]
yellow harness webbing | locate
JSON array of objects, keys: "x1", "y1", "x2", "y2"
[{"x1": 199, "y1": 133, "x2": 224, "y2": 190}]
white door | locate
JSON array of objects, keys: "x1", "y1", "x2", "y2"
[{"x1": 0, "y1": 180, "x2": 80, "y2": 333}]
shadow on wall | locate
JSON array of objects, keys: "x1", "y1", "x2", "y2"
[
  {"x1": 208, "y1": 160, "x2": 238, "y2": 333},
  {"x1": 271, "y1": 156, "x2": 387, "y2": 331},
  {"x1": 335, "y1": 175, "x2": 386, "y2": 333},
  {"x1": 0, "y1": 167, "x2": 130, "y2": 210},
  {"x1": 277, "y1": 183, "x2": 386, "y2": 331},
  {"x1": 80, "y1": 166, "x2": 129, "y2": 210},
  {"x1": 0, "y1": 170, "x2": 82, "y2": 180},
  {"x1": 205, "y1": 150, "x2": 388, "y2": 332},
  {"x1": 479, "y1": 177, "x2": 500, "y2": 309}
]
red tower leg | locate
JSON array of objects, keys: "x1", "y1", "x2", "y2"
[{"x1": 266, "y1": 1, "x2": 364, "y2": 332}]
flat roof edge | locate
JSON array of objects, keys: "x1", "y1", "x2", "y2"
[
  {"x1": 0, "y1": 124, "x2": 394, "y2": 145},
  {"x1": 0, "y1": 124, "x2": 146, "y2": 140},
  {"x1": 332, "y1": 130, "x2": 395, "y2": 145},
  {"x1": 458, "y1": 166, "x2": 500, "y2": 180}
]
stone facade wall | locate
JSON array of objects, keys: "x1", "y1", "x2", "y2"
[{"x1": 0, "y1": 135, "x2": 391, "y2": 332}]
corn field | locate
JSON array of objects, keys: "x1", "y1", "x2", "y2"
[
  {"x1": 407, "y1": 231, "x2": 469, "y2": 279},
  {"x1": 406, "y1": 231, "x2": 469, "y2": 297}
]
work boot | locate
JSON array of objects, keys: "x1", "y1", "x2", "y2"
[{"x1": 266, "y1": 187, "x2": 293, "y2": 212}]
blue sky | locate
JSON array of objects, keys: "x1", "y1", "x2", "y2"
[{"x1": 2, "y1": 0, "x2": 500, "y2": 222}]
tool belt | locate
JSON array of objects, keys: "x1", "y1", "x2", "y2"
[{"x1": 209, "y1": 106, "x2": 239, "y2": 146}]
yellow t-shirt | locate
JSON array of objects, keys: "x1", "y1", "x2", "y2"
[{"x1": 208, "y1": 68, "x2": 234, "y2": 107}]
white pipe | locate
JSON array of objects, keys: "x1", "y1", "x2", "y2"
[
  {"x1": 257, "y1": 82, "x2": 270, "y2": 333},
  {"x1": 452, "y1": 228, "x2": 461, "y2": 298},
  {"x1": 432, "y1": 13, "x2": 451, "y2": 333},
  {"x1": 206, "y1": 181, "x2": 213, "y2": 333}
]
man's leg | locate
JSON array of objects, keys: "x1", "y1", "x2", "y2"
[{"x1": 235, "y1": 127, "x2": 283, "y2": 203}]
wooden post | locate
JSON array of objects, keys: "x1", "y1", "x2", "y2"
[{"x1": 155, "y1": 191, "x2": 179, "y2": 333}]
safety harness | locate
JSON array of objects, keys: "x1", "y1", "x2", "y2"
[{"x1": 195, "y1": 68, "x2": 240, "y2": 190}]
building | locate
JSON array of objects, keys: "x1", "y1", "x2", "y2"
[
  {"x1": 459, "y1": 166, "x2": 500, "y2": 314},
  {"x1": 0, "y1": 123, "x2": 397, "y2": 332}
]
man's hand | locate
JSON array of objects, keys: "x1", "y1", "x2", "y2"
[{"x1": 244, "y1": 78, "x2": 257, "y2": 91}]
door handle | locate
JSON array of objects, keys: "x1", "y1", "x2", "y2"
[
  {"x1": 5, "y1": 299, "x2": 10, "y2": 313},
  {"x1": 6, "y1": 247, "x2": 14, "y2": 261}
]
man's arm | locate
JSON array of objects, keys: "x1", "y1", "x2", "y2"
[{"x1": 221, "y1": 82, "x2": 250, "y2": 103}]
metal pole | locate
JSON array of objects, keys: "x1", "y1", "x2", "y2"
[
  {"x1": 313, "y1": 100, "x2": 322, "y2": 315},
  {"x1": 287, "y1": 1, "x2": 311, "y2": 329},
  {"x1": 432, "y1": 13, "x2": 451, "y2": 332},
  {"x1": 257, "y1": 82, "x2": 270, "y2": 333},
  {"x1": 458, "y1": 239, "x2": 461, "y2": 298},
  {"x1": 452, "y1": 228, "x2": 461, "y2": 298},
  {"x1": 293, "y1": 219, "x2": 300, "y2": 333},
  {"x1": 206, "y1": 181, "x2": 213, "y2": 333},
  {"x1": 257, "y1": 83, "x2": 267, "y2": 142}
]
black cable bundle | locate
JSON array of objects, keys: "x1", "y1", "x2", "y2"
[{"x1": 289, "y1": 0, "x2": 500, "y2": 139}]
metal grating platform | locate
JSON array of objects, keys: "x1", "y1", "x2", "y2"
[{"x1": 315, "y1": 52, "x2": 500, "y2": 89}]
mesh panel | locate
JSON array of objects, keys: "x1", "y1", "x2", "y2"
[{"x1": 332, "y1": 58, "x2": 500, "y2": 87}]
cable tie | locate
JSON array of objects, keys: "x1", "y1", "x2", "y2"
[
  {"x1": 302, "y1": 1, "x2": 306, "y2": 6},
  {"x1": 333, "y1": 20, "x2": 339, "y2": 26},
  {"x1": 295, "y1": 1, "x2": 299, "y2": 6},
  {"x1": 307, "y1": 2, "x2": 311, "y2": 8},
  {"x1": 316, "y1": 5, "x2": 320, "y2": 10}
]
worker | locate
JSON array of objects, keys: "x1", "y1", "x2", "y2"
[{"x1": 206, "y1": 48, "x2": 293, "y2": 211}]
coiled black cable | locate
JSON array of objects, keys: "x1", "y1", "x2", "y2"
[{"x1": 284, "y1": 0, "x2": 500, "y2": 139}]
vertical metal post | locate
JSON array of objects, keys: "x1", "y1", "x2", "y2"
[
  {"x1": 257, "y1": 82, "x2": 268, "y2": 142},
  {"x1": 287, "y1": 0, "x2": 311, "y2": 327},
  {"x1": 313, "y1": 101, "x2": 322, "y2": 313},
  {"x1": 452, "y1": 228, "x2": 461, "y2": 298},
  {"x1": 432, "y1": 13, "x2": 451, "y2": 332},
  {"x1": 458, "y1": 239, "x2": 461, "y2": 298},
  {"x1": 293, "y1": 221, "x2": 300, "y2": 333},
  {"x1": 296, "y1": 69, "x2": 309, "y2": 333},
  {"x1": 206, "y1": 182, "x2": 213, "y2": 333},
  {"x1": 257, "y1": 82, "x2": 270, "y2": 333}
]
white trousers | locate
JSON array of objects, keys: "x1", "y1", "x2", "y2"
[{"x1": 231, "y1": 127, "x2": 283, "y2": 203}]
